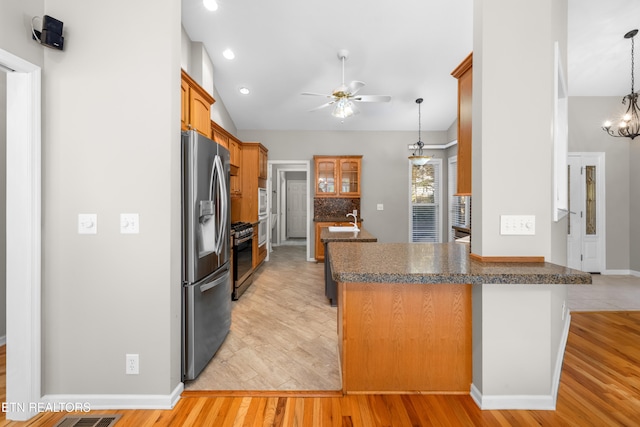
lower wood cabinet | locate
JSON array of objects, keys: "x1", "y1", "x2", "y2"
[
  {"x1": 252, "y1": 225, "x2": 267, "y2": 269},
  {"x1": 315, "y1": 221, "x2": 361, "y2": 262},
  {"x1": 338, "y1": 282, "x2": 472, "y2": 393}
]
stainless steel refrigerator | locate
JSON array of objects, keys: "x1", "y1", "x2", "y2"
[{"x1": 181, "y1": 130, "x2": 231, "y2": 381}]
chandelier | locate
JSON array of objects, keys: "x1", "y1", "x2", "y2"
[
  {"x1": 602, "y1": 29, "x2": 640, "y2": 140},
  {"x1": 408, "y1": 98, "x2": 431, "y2": 166}
]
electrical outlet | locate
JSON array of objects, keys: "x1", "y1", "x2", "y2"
[
  {"x1": 78, "y1": 213, "x2": 97, "y2": 234},
  {"x1": 126, "y1": 353, "x2": 139, "y2": 375},
  {"x1": 377, "y1": 204, "x2": 384, "y2": 211},
  {"x1": 120, "y1": 213, "x2": 140, "y2": 234}
]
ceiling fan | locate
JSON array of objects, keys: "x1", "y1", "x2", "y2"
[{"x1": 302, "y1": 49, "x2": 391, "y2": 119}]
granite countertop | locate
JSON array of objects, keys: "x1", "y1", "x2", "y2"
[
  {"x1": 328, "y1": 241, "x2": 592, "y2": 285},
  {"x1": 320, "y1": 227, "x2": 377, "y2": 243},
  {"x1": 314, "y1": 216, "x2": 364, "y2": 223}
]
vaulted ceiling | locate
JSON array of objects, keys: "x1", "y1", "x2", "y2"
[{"x1": 181, "y1": 0, "x2": 640, "y2": 132}]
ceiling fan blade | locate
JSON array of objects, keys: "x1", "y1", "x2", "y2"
[
  {"x1": 301, "y1": 92, "x2": 334, "y2": 98},
  {"x1": 309, "y1": 101, "x2": 335, "y2": 112},
  {"x1": 348, "y1": 81, "x2": 366, "y2": 95},
  {"x1": 352, "y1": 95, "x2": 391, "y2": 103}
]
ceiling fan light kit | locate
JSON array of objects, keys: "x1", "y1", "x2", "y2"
[
  {"x1": 302, "y1": 49, "x2": 391, "y2": 120},
  {"x1": 602, "y1": 29, "x2": 640, "y2": 140}
]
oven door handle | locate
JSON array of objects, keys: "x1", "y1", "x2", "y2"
[{"x1": 235, "y1": 234, "x2": 253, "y2": 245}]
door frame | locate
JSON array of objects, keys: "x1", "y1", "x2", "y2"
[
  {"x1": 1, "y1": 49, "x2": 42, "y2": 421},
  {"x1": 267, "y1": 161, "x2": 311, "y2": 261},
  {"x1": 567, "y1": 152, "x2": 606, "y2": 273}
]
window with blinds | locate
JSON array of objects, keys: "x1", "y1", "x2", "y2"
[
  {"x1": 448, "y1": 156, "x2": 470, "y2": 241},
  {"x1": 409, "y1": 159, "x2": 442, "y2": 242}
]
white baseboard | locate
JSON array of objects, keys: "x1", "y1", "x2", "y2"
[
  {"x1": 41, "y1": 382, "x2": 183, "y2": 410},
  {"x1": 0, "y1": 335, "x2": 6, "y2": 346},
  {"x1": 551, "y1": 312, "x2": 572, "y2": 404},
  {"x1": 470, "y1": 313, "x2": 571, "y2": 411},
  {"x1": 601, "y1": 269, "x2": 640, "y2": 276},
  {"x1": 470, "y1": 384, "x2": 556, "y2": 410}
]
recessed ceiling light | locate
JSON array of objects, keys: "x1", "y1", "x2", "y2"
[
  {"x1": 239, "y1": 87, "x2": 250, "y2": 95},
  {"x1": 203, "y1": 0, "x2": 218, "y2": 11},
  {"x1": 222, "y1": 49, "x2": 235, "y2": 60}
]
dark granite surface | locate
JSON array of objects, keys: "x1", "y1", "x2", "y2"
[
  {"x1": 314, "y1": 198, "x2": 361, "y2": 221},
  {"x1": 320, "y1": 227, "x2": 377, "y2": 243},
  {"x1": 328, "y1": 241, "x2": 592, "y2": 285}
]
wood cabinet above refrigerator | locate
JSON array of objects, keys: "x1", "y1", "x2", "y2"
[{"x1": 181, "y1": 70, "x2": 215, "y2": 138}]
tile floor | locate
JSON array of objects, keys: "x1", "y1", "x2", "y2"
[
  {"x1": 567, "y1": 273, "x2": 640, "y2": 311},
  {"x1": 185, "y1": 245, "x2": 341, "y2": 391}
]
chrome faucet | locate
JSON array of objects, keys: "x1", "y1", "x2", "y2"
[{"x1": 346, "y1": 213, "x2": 359, "y2": 231}]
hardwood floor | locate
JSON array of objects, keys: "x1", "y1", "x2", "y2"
[{"x1": 2, "y1": 311, "x2": 640, "y2": 426}]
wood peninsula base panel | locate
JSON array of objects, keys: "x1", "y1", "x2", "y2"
[{"x1": 338, "y1": 282, "x2": 472, "y2": 393}]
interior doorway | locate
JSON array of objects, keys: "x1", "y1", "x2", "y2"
[
  {"x1": 1, "y1": 48, "x2": 42, "y2": 421},
  {"x1": 267, "y1": 161, "x2": 311, "y2": 261},
  {"x1": 567, "y1": 152, "x2": 606, "y2": 273}
]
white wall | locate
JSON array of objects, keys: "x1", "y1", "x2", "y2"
[
  {"x1": 473, "y1": 0, "x2": 566, "y2": 262},
  {"x1": 40, "y1": 0, "x2": 181, "y2": 396},
  {"x1": 0, "y1": 0, "x2": 45, "y2": 68},
  {"x1": 632, "y1": 132, "x2": 640, "y2": 271},
  {"x1": 0, "y1": 70, "x2": 5, "y2": 340}
]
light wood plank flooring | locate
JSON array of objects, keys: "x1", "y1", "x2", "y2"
[
  {"x1": 185, "y1": 245, "x2": 341, "y2": 390},
  {"x1": 2, "y1": 311, "x2": 640, "y2": 426}
]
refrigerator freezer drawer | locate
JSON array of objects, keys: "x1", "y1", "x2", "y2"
[{"x1": 183, "y1": 267, "x2": 231, "y2": 381}]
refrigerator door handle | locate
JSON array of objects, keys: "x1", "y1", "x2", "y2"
[
  {"x1": 213, "y1": 154, "x2": 228, "y2": 255},
  {"x1": 199, "y1": 270, "x2": 229, "y2": 293}
]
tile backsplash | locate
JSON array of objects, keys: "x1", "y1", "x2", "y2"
[{"x1": 313, "y1": 198, "x2": 361, "y2": 220}]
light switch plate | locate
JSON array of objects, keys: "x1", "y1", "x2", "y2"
[
  {"x1": 120, "y1": 213, "x2": 140, "y2": 234},
  {"x1": 78, "y1": 214, "x2": 97, "y2": 234},
  {"x1": 500, "y1": 215, "x2": 535, "y2": 235}
]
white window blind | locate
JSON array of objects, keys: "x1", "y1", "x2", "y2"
[
  {"x1": 448, "y1": 156, "x2": 470, "y2": 241},
  {"x1": 409, "y1": 159, "x2": 441, "y2": 243}
]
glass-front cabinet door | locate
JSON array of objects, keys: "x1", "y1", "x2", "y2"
[
  {"x1": 339, "y1": 159, "x2": 360, "y2": 196},
  {"x1": 315, "y1": 158, "x2": 337, "y2": 196}
]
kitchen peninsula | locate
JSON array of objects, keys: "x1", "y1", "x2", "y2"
[{"x1": 328, "y1": 241, "x2": 591, "y2": 406}]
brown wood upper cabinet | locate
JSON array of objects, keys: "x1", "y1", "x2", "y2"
[
  {"x1": 314, "y1": 155, "x2": 362, "y2": 197},
  {"x1": 451, "y1": 53, "x2": 472, "y2": 196},
  {"x1": 240, "y1": 142, "x2": 269, "y2": 223},
  {"x1": 211, "y1": 121, "x2": 229, "y2": 150},
  {"x1": 243, "y1": 143, "x2": 268, "y2": 189},
  {"x1": 181, "y1": 70, "x2": 215, "y2": 138},
  {"x1": 211, "y1": 121, "x2": 243, "y2": 196}
]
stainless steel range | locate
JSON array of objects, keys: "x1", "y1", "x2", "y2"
[{"x1": 231, "y1": 222, "x2": 254, "y2": 300}]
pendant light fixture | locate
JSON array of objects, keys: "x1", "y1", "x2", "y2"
[
  {"x1": 602, "y1": 29, "x2": 640, "y2": 140},
  {"x1": 408, "y1": 98, "x2": 431, "y2": 166}
]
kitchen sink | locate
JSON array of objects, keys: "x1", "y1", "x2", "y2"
[{"x1": 328, "y1": 226, "x2": 359, "y2": 232}]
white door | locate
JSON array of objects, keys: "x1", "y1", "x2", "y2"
[
  {"x1": 286, "y1": 179, "x2": 307, "y2": 238},
  {"x1": 567, "y1": 153, "x2": 605, "y2": 272}
]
